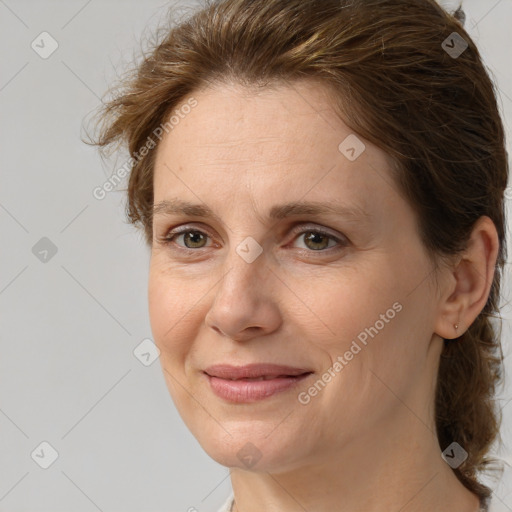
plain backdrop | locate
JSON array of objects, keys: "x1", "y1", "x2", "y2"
[{"x1": 1, "y1": 0, "x2": 511, "y2": 511}]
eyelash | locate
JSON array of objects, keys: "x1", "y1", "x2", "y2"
[{"x1": 159, "y1": 224, "x2": 347, "y2": 255}]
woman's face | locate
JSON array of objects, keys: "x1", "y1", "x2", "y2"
[{"x1": 149, "y1": 80, "x2": 443, "y2": 471}]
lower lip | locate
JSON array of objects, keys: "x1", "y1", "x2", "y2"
[{"x1": 206, "y1": 373, "x2": 311, "y2": 403}]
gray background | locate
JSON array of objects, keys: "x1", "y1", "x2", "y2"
[{"x1": 0, "y1": 1, "x2": 511, "y2": 511}]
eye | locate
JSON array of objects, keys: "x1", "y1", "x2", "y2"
[
  {"x1": 162, "y1": 228, "x2": 213, "y2": 249},
  {"x1": 290, "y1": 226, "x2": 346, "y2": 252},
  {"x1": 159, "y1": 224, "x2": 347, "y2": 254}
]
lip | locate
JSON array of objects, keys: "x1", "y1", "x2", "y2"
[{"x1": 203, "y1": 364, "x2": 313, "y2": 403}]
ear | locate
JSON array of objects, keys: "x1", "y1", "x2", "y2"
[{"x1": 434, "y1": 216, "x2": 500, "y2": 340}]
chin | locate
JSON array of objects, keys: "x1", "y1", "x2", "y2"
[{"x1": 192, "y1": 423, "x2": 308, "y2": 473}]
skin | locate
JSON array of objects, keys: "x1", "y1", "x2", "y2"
[{"x1": 148, "y1": 80, "x2": 499, "y2": 512}]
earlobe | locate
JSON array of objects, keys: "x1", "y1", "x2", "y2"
[
  {"x1": 434, "y1": 216, "x2": 499, "y2": 341},
  {"x1": 436, "y1": 310, "x2": 462, "y2": 340}
]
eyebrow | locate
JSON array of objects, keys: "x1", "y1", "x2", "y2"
[{"x1": 152, "y1": 198, "x2": 372, "y2": 224}]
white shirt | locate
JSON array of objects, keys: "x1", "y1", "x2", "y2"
[
  {"x1": 217, "y1": 492, "x2": 234, "y2": 512},
  {"x1": 217, "y1": 492, "x2": 503, "y2": 511}
]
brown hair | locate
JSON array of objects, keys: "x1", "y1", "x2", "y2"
[{"x1": 86, "y1": 0, "x2": 509, "y2": 500}]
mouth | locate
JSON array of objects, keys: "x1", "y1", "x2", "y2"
[{"x1": 203, "y1": 363, "x2": 313, "y2": 402}]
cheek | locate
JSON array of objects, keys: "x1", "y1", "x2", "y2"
[
  {"x1": 290, "y1": 262, "x2": 402, "y2": 353},
  {"x1": 295, "y1": 257, "x2": 424, "y2": 400},
  {"x1": 148, "y1": 263, "x2": 199, "y2": 360},
  {"x1": 148, "y1": 267, "x2": 172, "y2": 340},
  {"x1": 312, "y1": 263, "x2": 433, "y2": 413}
]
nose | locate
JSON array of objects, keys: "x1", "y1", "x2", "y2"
[{"x1": 204, "y1": 247, "x2": 282, "y2": 342}]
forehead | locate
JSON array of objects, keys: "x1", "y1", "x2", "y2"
[
  {"x1": 153, "y1": 80, "x2": 399, "y2": 216},
  {"x1": 156, "y1": 80, "x2": 360, "y2": 162}
]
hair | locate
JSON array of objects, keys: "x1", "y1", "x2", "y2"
[{"x1": 86, "y1": 0, "x2": 509, "y2": 501}]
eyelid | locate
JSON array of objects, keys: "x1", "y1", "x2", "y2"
[{"x1": 287, "y1": 223, "x2": 346, "y2": 242}]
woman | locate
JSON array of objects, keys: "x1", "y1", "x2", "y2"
[{"x1": 88, "y1": 0, "x2": 509, "y2": 510}]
